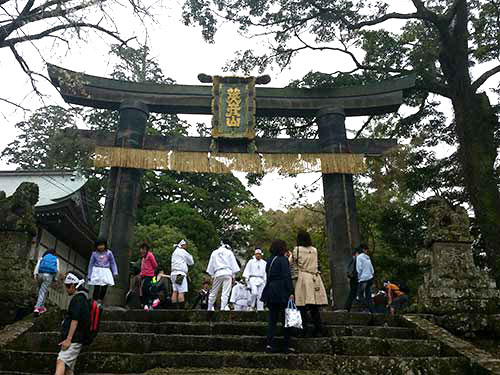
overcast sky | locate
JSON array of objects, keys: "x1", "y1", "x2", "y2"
[{"x1": 0, "y1": 2, "x2": 496, "y2": 210}]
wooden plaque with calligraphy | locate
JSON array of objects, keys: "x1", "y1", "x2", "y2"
[{"x1": 211, "y1": 76, "x2": 256, "y2": 140}]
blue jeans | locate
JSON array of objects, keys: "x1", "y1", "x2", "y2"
[
  {"x1": 357, "y1": 278, "x2": 374, "y2": 313},
  {"x1": 36, "y1": 273, "x2": 55, "y2": 308}
]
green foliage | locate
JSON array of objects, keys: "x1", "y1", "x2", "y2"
[
  {"x1": 1, "y1": 106, "x2": 90, "y2": 170},
  {"x1": 139, "y1": 170, "x2": 262, "y2": 251},
  {"x1": 357, "y1": 191, "x2": 426, "y2": 293},
  {"x1": 132, "y1": 224, "x2": 206, "y2": 292},
  {"x1": 241, "y1": 205, "x2": 331, "y2": 290},
  {"x1": 140, "y1": 202, "x2": 219, "y2": 258}
]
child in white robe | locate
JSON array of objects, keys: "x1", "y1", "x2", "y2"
[{"x1": 230, "y1": 278, "x2": 251, "y2": 311}]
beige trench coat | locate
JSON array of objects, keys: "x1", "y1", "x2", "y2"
[{"x1": 289, "y1": 246, "x2": 328, "y2": 306}]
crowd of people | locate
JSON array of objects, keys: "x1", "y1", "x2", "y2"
[{"x1": 32, "y1": 231, "x2": 410, "y2": 372}]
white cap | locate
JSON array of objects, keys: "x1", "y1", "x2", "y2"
[
  {"x1": 64, "y1": 273, "x2": 85, "y2": 288},
  {"x1": 255, "y1": 248, "x2": 263, "y2": 255}
]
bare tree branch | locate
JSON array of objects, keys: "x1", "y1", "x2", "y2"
[
  {"x1": 0, "y1": 0, "x2": 34, "y2": 42},
  {"x1": 294, "y1": 31, "x2": 412, "y2": 75},
  {"x1": 354, "y1": 116, "x2": 374, "y2": 139},
  {"x1": 9, "y1": 44, "x2": 43, "y2": 97},
  {"x1": 345, "y1": 12, "x2": 421, "y2": 29},
  {"x1": 0, "y1": 22, "x2": 127, "y2": 47},
  {"x1": 398, "y1": 93, "x2": 428, "y2": 128},
  {"x1": 29, "y1": 0, "x2": 76, "y2": 16},
  {"x1": 0, "y1": 97, "x2": 29, "y2": 111},
  {"x1": 472, "y1": 65, "x2": 500, "y2": 92},
  {"x1": 23, "y1": 2, "x2": 96, "y2": 24}
]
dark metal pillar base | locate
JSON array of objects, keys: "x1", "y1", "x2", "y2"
[{"x1": 318, "y1": 107, "x2": 361, "y2": 309}]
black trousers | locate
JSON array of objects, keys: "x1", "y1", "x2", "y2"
[
  {"x1": 298, "y1": 304, "x2": 322, "y2": 334},
  {"x1": 344, "y1": 278, "x2": 358, "y2": 312},
  {"x1": 141, "y1": 276, "x2": 153, "y2": 306},
  {"x1": 92, "y1": 285, "x2": 108, "y2": 301},
  {"x1": 267, "y1": 303, "x2": 291, "y2": 348}
]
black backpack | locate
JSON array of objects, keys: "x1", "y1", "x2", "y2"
[
  {"x1": 75, "y1": 292, "x2": 103, "y2": 346},
  {"x1": 346, "y1": 256, "x2": 358, "y2": 279}
]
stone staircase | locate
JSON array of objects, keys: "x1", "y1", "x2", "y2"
[{"x1": 0, "y1": 309, "x2": 477, "y2": 374}]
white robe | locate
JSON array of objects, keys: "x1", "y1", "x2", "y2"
[
  {"x1": 206, "y1": 246, "x2": 240, "y2": 277},
  {"x1": 243, "y1": 257, "x2": 267, "y2": 287},
  {"x1": 230, "y1": 282, "x2": 251, "y2": 311},
  {"x1": 243, "y1": 257, "x2": 266, "y2": 310},
  {"x1": 207, "y1": 245, "x2": 241, "y2": 310},
  {"x1": 171, "y1": 247, "x2": 194, "y2": 275}
]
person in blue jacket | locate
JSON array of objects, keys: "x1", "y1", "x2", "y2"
[
  {"x1": 33, "y1": 248, "x2": 59, "y2": 315},
  {"x1": 260, "y1": 239, "x2": 296, "y2": 354}
]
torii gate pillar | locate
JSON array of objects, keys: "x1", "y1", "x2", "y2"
[
  {"x1": 318, "y1": 107, "x2": 361, "y2": 309},
  {"x1": 99, "y1": 101, "x2": 149, "y2": 304}
]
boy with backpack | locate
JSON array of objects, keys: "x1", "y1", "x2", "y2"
[
  {"x1": 33, "y1": 248, "x2": 59, "y2": 316},
  {"x1": 56, "y1": 272, "x2": 94, "y2": 375}
]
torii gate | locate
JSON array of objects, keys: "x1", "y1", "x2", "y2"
[{"x1": 48, "y1": 64, "x2": 415, "y2": 307}]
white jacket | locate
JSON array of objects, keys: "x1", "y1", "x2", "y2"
[
  {"x1": 242, "y1": 257, "x2": 267, "y2": 286},
  {"x1": 356, "y1": 253, "x2": 374, "y2": 282},
  {"x1": 171, "y1": 247, "x2": 194, "y2": 275},
  {"x1": 230, "y1": 282, "x2": 251, "y2": 305},
  {"x1": 206, "y1": 245, "x2": 240, "y2": 277}
]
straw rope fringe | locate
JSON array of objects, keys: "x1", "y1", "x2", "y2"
[{"x1": 94, "y1": 146, "x2": 366, "y2": 174}]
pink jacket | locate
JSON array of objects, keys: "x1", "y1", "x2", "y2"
[{"x1": 140, "y1": 251, "x2": 158, "y2": 277}]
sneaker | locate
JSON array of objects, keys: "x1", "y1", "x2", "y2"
[
  {"x1": 152, "y1": 299, "x2": 160, "y2": 308},
  {"x1": 143, "y1": 305, "x2": 150, "y2": 311},
  {"x1": 38, "y1": 307, "x2": 47, "y2": 315},
  {"x1": 284, "y1": 347, "x2": 297, "y2": 354},
  {"x1": 265, "y1": 345, "x2": 274, "y2": 353},
  {"x1": 33, "y1": 307, "x2": 40, "y2": 315}
]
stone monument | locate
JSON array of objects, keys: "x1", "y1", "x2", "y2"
[
  {"x1": 417, "y1": 196, "x2": 500, "y2": 335},
  {"x1": 0, "y1": 182, "x2": 39, "y2": 327}
]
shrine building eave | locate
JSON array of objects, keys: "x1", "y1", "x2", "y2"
[
  {"x1": 48, "y1": 64, "x2": 416, "y2": 118},
  {"x1": 36, "y1": 200, "x2": 95, "y2": 258}
]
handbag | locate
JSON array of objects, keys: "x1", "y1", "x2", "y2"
[
  {"x1": 175, "y1": 274, "x2": 185, "y2": 285},
  {"x1": 285, "y1": 300, "x2": 303, "y2": 329}
]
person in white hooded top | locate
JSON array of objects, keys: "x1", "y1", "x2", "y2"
[
  {"x1": 170, "y1": 240, "x2": 194, "y2": 309},
  {"x1": 243, "y1": 248, "x2": 267, "y2": 311},
  {"x1": 206, "y1": 241, "x2": 240, "y2": 311}
]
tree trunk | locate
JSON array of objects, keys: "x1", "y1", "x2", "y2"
[
  {"x1": 437, "y1": 0, "x2": 500, "y2": 286},
  {"x1": 453, "y1": 92, "x2": 500, "y2": 286}
]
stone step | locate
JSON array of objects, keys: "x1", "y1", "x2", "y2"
[
  {"x1": 99, "y1": 309, "x2": 407, "y2": 326},
  {"x1": 0, "y1": 350, "x2": 471, "y2": 374},
  {"x1": 9, "y1": 332, "x2": 445, "y2": 357},
  {"x1": 93, "y1": 320, "x2": 418, "y2": 339},
  {"x1": 0, "y1": 372, "x2": 328, "y2": 375}
]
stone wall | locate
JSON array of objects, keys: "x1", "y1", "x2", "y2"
[{"x1": 0, "y1": 231, "x2": 37, "y2": 327}]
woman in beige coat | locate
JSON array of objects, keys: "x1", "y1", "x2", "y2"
[{"x1": 289, "y1": 230, "x2": 328, "y2": 337}]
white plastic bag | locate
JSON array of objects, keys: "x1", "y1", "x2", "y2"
[{"x1": 285, "y1": 300, "x2": 303, "y2": 329}]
